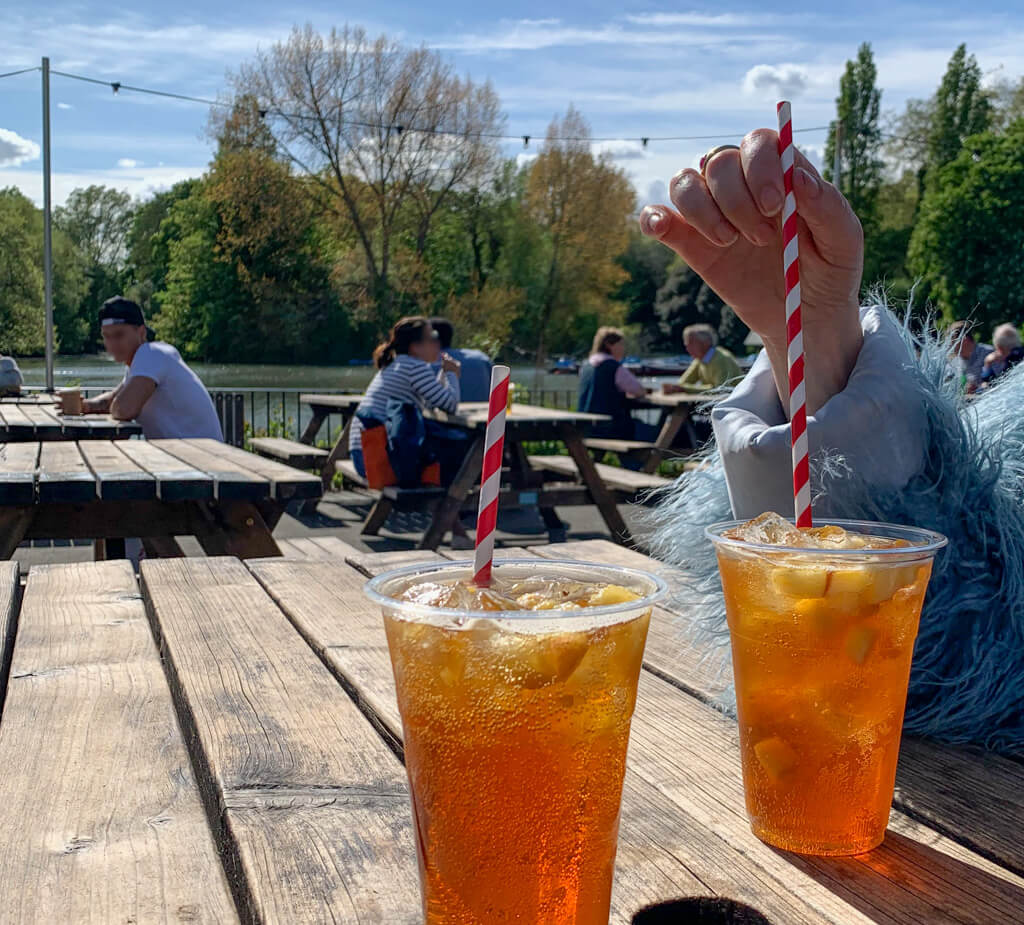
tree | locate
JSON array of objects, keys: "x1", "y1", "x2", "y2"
[
  {"x1": 0, "y1": 189, "x2": 48, "y2": 354},
  {"x1": 521, "y1": 107, "x2": 635, "y2": 360},
  {"x1": 991, "y1": 76, "x2": 1024, "y2": 128},
  {"x1": 653, "y1": 262, "x2": 748, "y2": 354},
  {"x1": 613, "y1": 230, "x2": 675, "y2": 349},
  {"x1": 824, "y1": 43, "x2": 883, "y2": 228},
  {"x1": 928, "y1": 45, "x2": 992, "y2": 170},
  {"x1": 226, "y1": 24, "x2": 503, "y2": 334},
  {"x1": 55, "y1": 185, "x2": 134, "y2": 268},
  {"x1": 907, "y1": 120, "x2": 1024, "y2": 329}
]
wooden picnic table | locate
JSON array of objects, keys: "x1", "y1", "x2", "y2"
[
  {"x1": 0, "y1": 396, "x2": 141, "y2": 441},
  {"x1": 0, "y1": 539, "x2": 1020, "y2": 922},
  {"x1": 299, "y1": 392, "x2": 365, "y2": 489},
  {"x1": 0, "y1": 438, "x2": 321, "y2": 559},
  {"x1": 627, "y1": 391, "x2": 708, "y2": 473},
  {"x1": 420, "y1": 401, "x2": 627, "y2": 549}
]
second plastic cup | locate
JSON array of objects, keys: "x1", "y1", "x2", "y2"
[
  {"x1": 707, "y1": 519, "x2": 946, "y2": 856},
  {"x1": 365, "y1": 558, "x2": 666, "y2": 924}
]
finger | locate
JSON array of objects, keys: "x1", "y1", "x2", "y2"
[
  {"x1": 667, "y1": 169, "x2": 739, "y2": 247},
  {"x1": 703, "y1": 147, "x2": 777, "y2": 247},
  {"x1": 792, "y1": 166, "x2": 863, "y2": 269},
  {"x1": 739, "y1": 130, "x2": 825, "y2": 217},
  {"x1": 638, "y1": 205, "x2": 730, "y2": 272}
]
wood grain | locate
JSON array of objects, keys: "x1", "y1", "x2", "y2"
[
  {"x1": 249, "y1": 437, "x2": 329, "y2": 470},
  {"x1": 16, "y1": 403, "x2": 62, "y2": 438},
  {"x1": 247, "y1": 557, "x2": 833, "y2": 924},
  {"x1": 0, "y1": 443, "x2": 39, "y2": 505},
  {"x1": 276, "y1": 536, "x2": 361, "y2": 560},
  {"x1": 187, "y1": 439, "x2": 322, "y2": 501},
  {"x1": 532, "y1": 540, "x2": 1024, "y2": 878},
  {"x1": 116, "y1": 440, "x2": 214, "y2": 501},
  {"x1": 150, "y1": 439, "x2": 269, "y2": 501},
  {"x1": 37, "y1": 442, "x2": 96, "y2": 503},
  {"x1": 78, "y1": 441, "x2": 156, "y2": 501},
  {"x1": 0, "y1": 561, "x2": 21, "y2": 720},
  {"x1": 0, "y1": 561, "x2": 236, "y2": 922},
  {"x1": 140, "y1": 556, "x2": 420, "y2": 923}
]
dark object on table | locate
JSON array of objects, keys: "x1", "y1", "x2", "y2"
[{"x1": 633, "y1": 897, "x2": 772, "y2": 924}]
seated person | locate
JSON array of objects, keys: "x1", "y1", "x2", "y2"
[
  {"x1": 56, "y1": 296, "x2": 223, "y2": 440},
  {"x1": 429, "y1": 317, "x2": 493, "y2": 403},
  {"x1": 639, "y1": 131, "x2": 1023, "y2": 754},
  {"x1": 948, "y1": 320, "x2": 992, "y2": 393},
  {"x1": 981, "y1": 323, "x2": 1023, "y2": 385},
  {"x1": 0, "y1": 356, "x2": 23, "y2": 398},
  {"x1": 666, "y1": 324, "x2": 743, "y2": 393},
  {"x1": 578, "y1": 327, "x2": 655, "y2": 441}
]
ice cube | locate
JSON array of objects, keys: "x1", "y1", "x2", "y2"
[
  {"x1": 726, "y1": 512, "x2": 812, "y2": 547},
  {"x1": 754, "y1": 736, "x2": 799, "y2": 781}
]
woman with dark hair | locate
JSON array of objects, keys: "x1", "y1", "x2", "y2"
[
  {"x1": 578, "y1": 326, "x2": 653, "y2": 440},
  {"x1": 349, "y1": 316, "x2": 461, "y2": 477}
]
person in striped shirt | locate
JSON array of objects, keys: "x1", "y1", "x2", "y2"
[{"x1": 349, "y1": 315, "x2": 462, "y2": 477}]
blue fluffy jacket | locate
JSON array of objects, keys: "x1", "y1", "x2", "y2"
[{"x1": 641, "y1": 316, "x2": 1024, "y2": 755}]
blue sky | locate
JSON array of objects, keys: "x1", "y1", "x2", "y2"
[{"x1": 2, "y1": 2, "x2": 1022, "y2": 207}]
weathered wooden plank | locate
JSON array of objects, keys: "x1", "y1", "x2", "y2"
[
  {"x1": 276, "y1": 536, "x2": 360, "y2": 560},
  {"x1": 629, "y1": 671, "x2": 1024, "y2": 924},
  {"x1": 16, "y1": 403, "x2": 63, "y2": 438},
  {"x1": 533, "y1": 539, "x2": 1024, "y2": 878},
  {"x1": 528, "y1": 454, "x2": 670, "y2": 490},
  {"x1": 345, "y1": 548, "x2": 446, "y2": 578},
  {"x1": 188, "y1": 439, "x2": 322, "y2": 501},
  {"x1": 0, "y1": 560, "x2": 21, "y2": 718},
  {"x1": 37, "y1": 442, "x2": 96, "y2": 503},
  {"x1": 0, "y1": 403, "x2": 37, "y2": 438},
  {"x1": 0, "y1": 561, "x2": 237, "y2": 922},
  {"x1": 250, "y1": 437, "x2": 329, "y2": 470},
  {"x1": 0, "y1": 443, "x2": 38, "y2": 505},
  {"x1": 140, "y1": 557, "x2": 419, "y2": 923},
  {"x1": 151, "y1": 439, "x2": 269, "y2": 501},
  {"x1": 116, "y1": 439, "x2": 214, "y2": 501},
  {"x1": 247, "y1": 557, "x2": 833, "y2": 923},
  {"x1": 78, "y1": 441, "x2": 157, "y2": 501}
]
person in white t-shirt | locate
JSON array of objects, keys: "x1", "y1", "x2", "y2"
[{"x1": 56, "y1": 296, "x2": 223, "y2": 441}]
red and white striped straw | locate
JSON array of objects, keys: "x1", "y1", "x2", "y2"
[
  {"x1": 776, "y1": 100, "x2": 812, "y2": 528},
  {"x1": 472, "y1": 365, "x2": 511, "y2": 585}
]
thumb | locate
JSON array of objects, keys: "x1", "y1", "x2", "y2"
[{"x1": 792, "y1": 166, "x2": 863, "y2": 270}]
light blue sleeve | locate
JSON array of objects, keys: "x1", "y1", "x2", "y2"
[{"x1": 711, "y1": 307, "x2": 928, "y2": 519}]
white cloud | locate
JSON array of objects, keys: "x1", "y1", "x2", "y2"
[
  {"x1": 0, "y1": 164, "x2": 206, "y2": 207},
  {"x1": 0, "y1": 128, "x2": 39, "y2": 167},
  {"x1": 117, "y1": 157, "x2": 141, "y2": 168},
  {"x1": 623, "y1": 12, "x2": 765, "y2": 27},
  {"x1": 515, "y1": 152, "x2": 538, "y2": 169},
  {"x1": 57, "y1": 102, "x2": 73, "y2": 110},
  {"x1": 592, "y1": 139, "x2": 648, "y2": 161},
  {"x1": 743, "y1": 64, "x2": 812, "y2": 99}
]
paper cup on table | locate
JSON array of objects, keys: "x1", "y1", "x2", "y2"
[{"x1": 57, "y1": 387, "x2": 82, "y2": 416}]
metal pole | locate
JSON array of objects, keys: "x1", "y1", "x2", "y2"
[
  {"x1": 42, "y1": 56, "x2": 55, "y2": 393},
  {"x1": 832, "y1": 118, "x2": 843, "y2": 191}
]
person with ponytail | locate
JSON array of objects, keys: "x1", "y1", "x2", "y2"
[{"x1": 349, "y1": 316, "x2": 461, "y2": 477}]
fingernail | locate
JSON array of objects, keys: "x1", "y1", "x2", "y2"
[
  {"x1": 641, "y1": 206, "x2": 667, "y2": 235},
  {"x1": 759, "y1": 185, "x2": 783, "y2": 215},
  {"x1": 715, "y1": 221, "x2": 739, "y2": 246},
  {"x1": 796, "y1": 167, "x2": 821, "y2": 198}
]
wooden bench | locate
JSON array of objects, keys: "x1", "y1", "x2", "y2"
[
  {"x1": 250, "y1": 437, "x2": 329, "y2": 472},
  {"x1": 336, "y1": 459, "x2": 447, "y2": 535},
  {"x1": 527, "y1": 454, "x2": 670, "y2": 495}
]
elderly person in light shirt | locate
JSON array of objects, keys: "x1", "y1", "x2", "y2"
[
  {"x1": 981, "y1": 323, "x2": 1023, "y2": 385},
  {"x1": 665, "y1": 323, "x2": 744, "y2": 394},
  {"x1": 637, "y1": 130, "x2": 1024, "y2": 754}
]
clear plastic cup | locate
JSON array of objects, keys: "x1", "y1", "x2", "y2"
[
  {"x1": 707, "y1": 519, "x2": 947, "y2": 856},
  {"x1": 365, "y1": 558, "x2": 667, "y2": 924}
]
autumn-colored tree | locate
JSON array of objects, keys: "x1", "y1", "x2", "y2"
[
  {"x1": 227, "y1": 24, "x2": 503, "y2": 334},
  {"x1": 522, "y1": 107, "x2": 634, "y2": 360}
]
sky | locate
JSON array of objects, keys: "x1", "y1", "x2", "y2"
[{"x1": 1, "y1": 2, "x2": 1022, "y2": 208}]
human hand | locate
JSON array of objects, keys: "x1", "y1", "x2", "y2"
[
  {"x1": 640, "y1": 130, "x2": 865, "y2": 414},
  {"x1": 441, "y1": 354, "x2": 461, "y2": 376}
]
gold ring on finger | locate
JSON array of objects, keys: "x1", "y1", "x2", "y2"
[{"x1": 700, "y1": 144, "x2": 741, "y2": 177}]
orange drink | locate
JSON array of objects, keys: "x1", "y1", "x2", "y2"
[
  {"x1": 365, "y1": 559, "x2": 666, "y2": 923},
  {"x1": 708, "y1": 514, "x2": 946, "y2": 856}
]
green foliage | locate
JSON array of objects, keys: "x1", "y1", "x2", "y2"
[
  {"x1": 613, "y1": 230, "x2": 675, "y2": 347},
  {"x1": 824, "y1": 43, "x2": 884, "y2": 228},
  {"x1": 653, "y1": 262, "x2": 749, "y2": 354},
  {"x1": 907, "y1": 120, "x2": 1024, "y2": 328},
  {"x1": 0, "y1": 188, "x2": 47, "y2": 353},
  {"x1": 928, "y1": 45, "x2": 992, "y2": 171}
]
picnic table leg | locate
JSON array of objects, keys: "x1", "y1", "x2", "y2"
[
  {"x1": 508, "y1": 440, "x2": 566, "y2": 539},
  {"x1": 645, "y1": 405, "x2": 693, "y2": 473},
  {"x1": 0, "y1": 508, "x2": 32, "y2": 559},
  {"x1": 319, "y1": 412, "x2": 353, "y2": 492},
  {"x1": 299, "y1": 409, "x2": 327, "y2": 445},
  {"x1": 95, "y1": 538, "x2": 127, "y2": 560},
  {"x1": 192, "y1": 501, "x2": 282, "y2": 559},
  {"x1": 361, "y1": 497, "x2": 394, "y2": 535},
  {"x1": 142, "y1": 537, "x2": 186, "y2": 558},
  {"x1": 419, "y1": 435, "x2": 484, "y2": 550},
  {"x1": 558, "y1": 423, "x2": 631, "y2": 546}
]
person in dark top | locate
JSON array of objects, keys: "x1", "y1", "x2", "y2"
[{"x1": 578, "y1": 327, "x2": 654, "y2": 440}]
